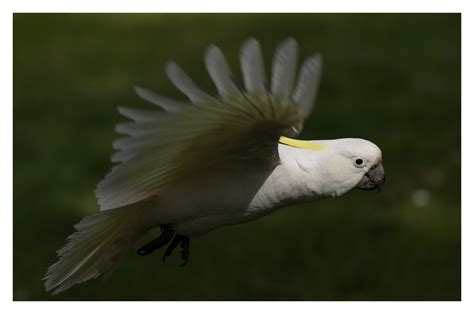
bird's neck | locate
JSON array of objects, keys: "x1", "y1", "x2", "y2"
[{"x1": 247, "y1": 144, "x2": 324, "y2": 214}]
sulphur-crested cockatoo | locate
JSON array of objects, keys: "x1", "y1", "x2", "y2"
[{"x1": 44, "y1": 38, "x2": 385, "y2": 294}]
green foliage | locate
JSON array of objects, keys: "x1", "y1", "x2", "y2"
[{"x1": 13, "y1": 13, "x2": 460, "y2": 300}]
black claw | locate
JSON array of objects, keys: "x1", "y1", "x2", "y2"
[
  {"x1": 162, "y1": 235, "x2": 182, "y2": 262},
  {"x1": 137, "y1": 225, "x2": 174, "y2": 256},
  {"x1": 137, "y1": 226, "x2": 191, "y2": 265},
  {"x1": 161, "y1": 235, "x2": 190, "y2": 266},
  {"x1": 179, "y1": 237, "x2": 190, "y2": 266}
]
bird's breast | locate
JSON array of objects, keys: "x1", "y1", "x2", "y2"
[
  {"x1": 147, "y1": 153, "x2": 322, "y2": 237},
  {"x1": 147, "y1": 167, "x2": 275, "y2": 235}
]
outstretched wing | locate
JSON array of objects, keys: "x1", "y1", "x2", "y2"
[{"x1": 96, "y1": 38, "x2": 323, "y2": 210}]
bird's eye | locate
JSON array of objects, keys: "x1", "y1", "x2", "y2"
[{"x1": 353, "y1": 158, "x2": 366, "y2": 168}]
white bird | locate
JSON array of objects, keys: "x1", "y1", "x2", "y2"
[{"x1": 44, "y1": 38, "x2": 385, "y2": 294}]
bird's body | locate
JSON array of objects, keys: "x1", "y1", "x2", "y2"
[
  {"x1": 147, "y1": 139, "x2": 381, "y2": 237},
  {"x1": 44, "y1": 38, "x2": 385, "y2": 294}
]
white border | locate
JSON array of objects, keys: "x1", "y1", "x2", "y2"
[
  {"x1": 2, "y1": 0, "x2": 471, "y2": 313},
  {"x1": 1, "y1": 0, "x2": 13, "y2": 306},
  {"x1": 2, "y1": 0, "x2": 466, "y2": 13}
]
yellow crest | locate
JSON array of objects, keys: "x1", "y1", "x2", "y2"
[{"x1": 279, "y1": 136, "x2": 326, "y2": 151}]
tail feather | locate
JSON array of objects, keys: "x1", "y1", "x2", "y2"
[{"x1": 44, "y1": 202, "x2": 149, "y2": 294}]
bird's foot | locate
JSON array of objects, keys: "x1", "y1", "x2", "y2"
[
  {"x1": 137, "y1": 226, "x2": 190, "y2": 266},
  {"x1": 162, "y1": 235, "x2": 190, "y2": 266},
  {"x1": 137, "y1": 225, "x2": 174, "y2": 256}
]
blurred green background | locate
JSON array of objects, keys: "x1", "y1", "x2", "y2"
[{"x1": 13, "y1": 13, "x2": 460, "y2": 301}]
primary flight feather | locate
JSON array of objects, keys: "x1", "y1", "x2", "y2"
[{"x1": 44, "y1": 37, "x2": 385, "y2": 294}]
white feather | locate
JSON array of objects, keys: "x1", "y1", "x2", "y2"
[
  {"x1": 165, "y1": 62, "x2": 215, "y2": 103},
  {"x1": 271, "y1": 38, "x2": 298, "y2": 99},
  {"x1": 292, "y1": 54, "x2": 323, "y2": 119},
  {"x1": 239, "y1": 38, "x2": 266, "y2": 93},
  {"x1": 134, "y1": 86, "x2": 187, "y2": 112},
  {"x1": 205, "y1": 45, "x2": 239, "y2": 97},
  {"x1": 43, "y1": 203, "x2": 150, "y2": 294},
  {"x1": 117, "y1": 106, "x2": 163, "y2": 122},
  {"x1": 115, "y1": 120, "x2": 164, "y2": 136}
]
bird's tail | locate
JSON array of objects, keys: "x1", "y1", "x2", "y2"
[{"x1": 43, "y1": 201, "x2": 150, "y2": 295}]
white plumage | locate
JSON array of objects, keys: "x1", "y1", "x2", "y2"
[
  {"x1": 205, "y1": 45, "x2": 239, "y2": 97},
  {"x1": 133, "y1": 86, "x2": 186, "y2": 112},
  {"x1": 240, "y1": 38, "x2": 266, "y2": 93},
  {"x1": 44, "y1": 37, "x2": 384, "y2": 295},
  {"x1": 165, "y1": 62, "x2": 214, "y2": 103},
  {"x1": 293, "y1": 53, "x2": 323, "y2": 119},
  {"x1": 271, "y1": 38, "x2": 298, "y2": 99}
]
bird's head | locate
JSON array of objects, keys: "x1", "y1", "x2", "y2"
[
  {"x1": 280, "y1": 137, "x2": 385, "y2": 198},
  {"x1": 312, "y1": 138, "x2": 385, "y2": 197}
]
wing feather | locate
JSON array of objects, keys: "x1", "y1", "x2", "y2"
[
  {"x1": 271, "y1": 38, "x2": 298, "y2": 100},
  {"x1": 205, "y1": 45, "x2": 239, "y2": 97},
  {"x1": 96, "y1": 38, "x2": 323, "y2": 210},
  {"x1": 134, "y1": 86, "x2": 187, "y2": 112},
  {"x1": 117, "y1": 107, "x2": 163, "y2": 122},
  {"x1": 292, "y1": 54, "x2": 323, "y2": 119},
  {"x1": 165, "y1": 62, "x2": 215, "y2": 103},
  {"x1": 240, "y1": 38, "x2": 266, "y2": 94}
]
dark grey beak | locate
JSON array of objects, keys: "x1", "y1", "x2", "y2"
[{"x1": 357, "y1": 163, "x2": 385, "y2": 192}]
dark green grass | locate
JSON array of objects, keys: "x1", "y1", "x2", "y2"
[{"x1": 13, "y1": 13, "x2": 460, "y2": 300}]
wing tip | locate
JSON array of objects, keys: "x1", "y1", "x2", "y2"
[
  {"x1": 133, "y1": 85, "x2": 155, "y2": 104},
  {"x1": 133, "y1": 84, "x2": 143, "y2": 93},
  {"x1": 165, "y1": 60, "x2": 179, "y2": 77},
  {"x1": 240, "y1": 37, "x2": 260, "y2": 51},
  {"x1": 204, "y1": 44, "x2": 224, "y2": 68},
  {"x1": 308, "y1": 53, "x2": 323, "y2": 68},
  {"x1": 117, "y1": 106, "x2": 129, "y2": 115},
  {"x1": 278, "y1": 37, "x2": 298, "y2": 50},
  {"x1": 300, "y1": 53, "x2": 323, "y2": 76},
  {"x1": 205, "y1": 44, "x2": 220, "y2": 57}
]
